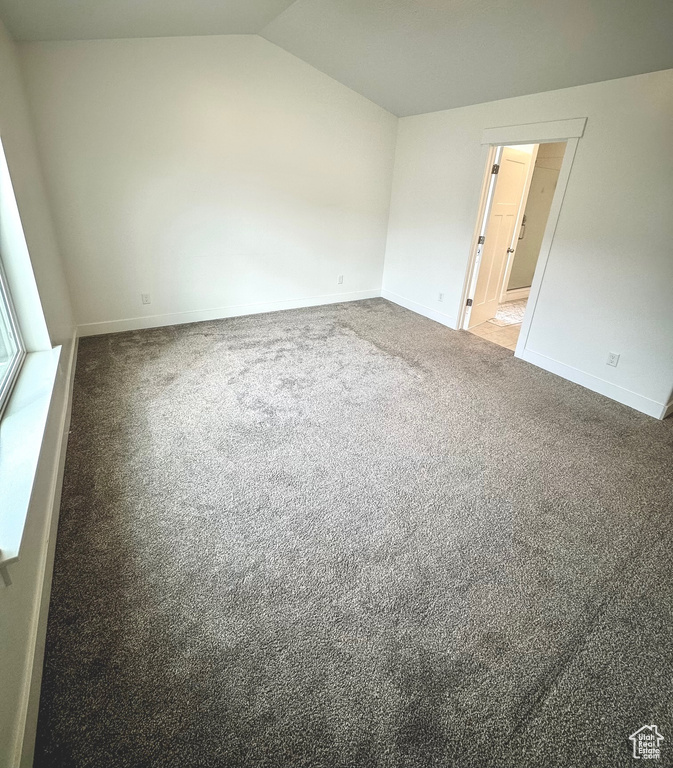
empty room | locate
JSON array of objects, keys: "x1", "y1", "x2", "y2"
[{"x1": 1, "y1": 2, "x2": 672, "y2": 767}]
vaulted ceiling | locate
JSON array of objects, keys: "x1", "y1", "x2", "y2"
[
  {"x1": 1, "y1": 0, "x2": 672, "y2": 116},
  {"x1": 0, "y1": 0, "x2": 298, "y2": 39}
]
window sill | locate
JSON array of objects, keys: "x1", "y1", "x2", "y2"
[{"x1": 0, "y1": 347, "x2": 61, "y2": 585}]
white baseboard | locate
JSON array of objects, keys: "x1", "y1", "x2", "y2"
[
  {"x1": 77, "y1": 290, "x2": 381, "y2": 337},
  {"x1": 661, "y1": 400, "x2": 673, "y2": 420},
  {"x1": 16, "y1": 333, "x2": 78, "y2": 768},
  {"x1": 519, "y1": 347, "x2": 668, "y2": 420},
  {"x1": 381, "y1": 289, "x2": 458, "y2": 330},
  {"x1": 503, "y1": 287, "x2": 530, "y2": 302}
]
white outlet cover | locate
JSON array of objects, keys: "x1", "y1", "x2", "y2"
[{"x1": 607, "y1": 352, "x2": 620, "y2": 367}]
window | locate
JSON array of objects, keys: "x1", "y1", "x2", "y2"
[{"x1": 0, "y1": 259, "x2": 24, "y2": 418}]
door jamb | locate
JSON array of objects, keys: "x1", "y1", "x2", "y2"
[
  {"x1": 459, "y1": 144, "x2": 500, "y2": 330},
  {"x1": 514, "y1": 137, "x2": 580, "y2": 357},
  {"x1": 457, "y1": 118, "x2": 586, "y2": 349},
  {"x1": 499, "y1": 144, "x2": 538, "y2": 304}
]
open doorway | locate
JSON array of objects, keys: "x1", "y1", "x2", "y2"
[{"x1": 464, "y1": 141, "x2": 567, "y2": 350}]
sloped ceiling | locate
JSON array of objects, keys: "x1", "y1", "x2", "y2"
[
  {"x1": 0, "y1": 0, "x2": 298, "y2": 39},
  {"x1": 2, "y1": 0, "x2": 672, "y2": 116},
  {"x1": 262, "y1": 0, "x2": 673, "y2": 116}
]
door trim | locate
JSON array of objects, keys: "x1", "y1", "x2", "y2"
[
  {"x1": 457, "y1": 118, "x2": 586, "y2": 347},
  {"x1": 514, "y1": 136, "x2": 580, "y2": 358},
  {"x1": 499, "y1": 144, "x2": 538, "y2": 305},
  {"x1": 481, "y1": 117, "x2": 587, "y2": 145},
  {"x1": 458, "y1": 144, "x2": 499, "y2": 330},
  {"x1": 503, "y1": 287, "x2": 530, "y2": 302}
]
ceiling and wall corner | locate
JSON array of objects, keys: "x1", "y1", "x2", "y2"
[
  {"x1": 0, "y1": 0, "x2": 298, "y2": 40},
  {"x1": 261, "y1": 0, "x2": 673, "y2": 116},
  {"x1": 0, "y1": 0, "x2": 672, "y2": 116}
]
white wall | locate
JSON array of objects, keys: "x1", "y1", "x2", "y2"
[
  {"x1": 19, "y1": 35, "x2": 398, "y2": 335},
  {"x1": 0, "y1": 23, "x2": 73, "y2": 346},
  {"x1": 0, "y1": 16, "x2": 76, "y2": 768},
  {"x1": 383, "y1": 69, "x2": 673, "y2": 417}
]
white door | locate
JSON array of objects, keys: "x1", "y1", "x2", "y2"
[{"x1": 468, "y1": 147, "x2": 533, "y2": 328}]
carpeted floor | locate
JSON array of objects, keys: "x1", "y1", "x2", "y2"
[{"x1": 35, "y1": 298, "x2": 673, "y2": 768}]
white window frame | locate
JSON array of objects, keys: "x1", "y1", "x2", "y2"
[{"x1": 0, "y1": 256, "x2": 25, "y2": 420}]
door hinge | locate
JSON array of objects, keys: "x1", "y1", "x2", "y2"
[
  {"x1": 491, "y1": 163, "x2": 500, "y2": 174},
  {"x1": 466, "y1": 298, "x2": 473, "y2": 307},
  {"x1": 478, "y1": 235, "x2": 485, "y2": 244}
]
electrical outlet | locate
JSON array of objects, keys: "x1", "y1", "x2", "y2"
[
  {"x1": 607, "y1": 352, "x2": 620, "y2": 367},
  {"x1": 337, "y1": 275, "x2": 344, "y2": 285},
  {"x1": 141, "y1": 293, "x2": 151, "y2": 305},
  {"x1": 438, "y1": 292, "x2": 444, "y2": 302}
]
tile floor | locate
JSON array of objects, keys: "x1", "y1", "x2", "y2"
[
  {"x1": 468, "y1": 319, "x2": 522, "y2": 350},
  {"x1": 468, "y1": 298, "x2": 528, "y2": 351}
]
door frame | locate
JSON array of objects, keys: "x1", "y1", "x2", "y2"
[
  {"x1": 498, "y1": 144, "x2": 538, "y2": 304},
  {"x1": 458, "y1": 118, "x2": 587, "y2": 359},
  {"x1": 466, "y1": 143, "x2": 537, "y2": 329}
]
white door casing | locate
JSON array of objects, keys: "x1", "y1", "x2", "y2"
[
  {"x1": 499, "y1": 146, "x2": 539, "y2": 302},
  {"x1": 468, "y1": 146, "x2": 533, "y2": 328},
  {"x1": 458, "y1": 118, "x2": 586, "y2": 335}
]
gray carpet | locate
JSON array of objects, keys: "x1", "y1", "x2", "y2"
[{"x1": 35, "y1": 298, "x2": 673, "y2": 767}]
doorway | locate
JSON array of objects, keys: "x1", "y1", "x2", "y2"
[{"x1": 464, "y1": 140, "x2": 567, "y2": 351}]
